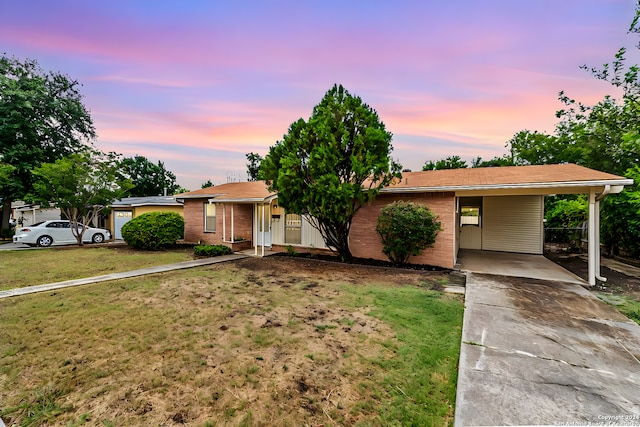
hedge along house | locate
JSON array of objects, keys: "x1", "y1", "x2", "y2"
[
  {"x1": 179, "y1": 164, "x2": 631, "y2": 286},
  {"x1": 109, "y1": 196, "x2": 184, "y2": 240}
]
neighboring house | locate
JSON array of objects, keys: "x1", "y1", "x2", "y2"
[
  {"x1": 178, "y1": 164, "x2": 633, "y2": 286},
  {"x1": 11, "y1": 201, "x2": 61, "y2": 227},
  {"x1": 109, "y1": 196, "x2": 184, "y2": 240}
]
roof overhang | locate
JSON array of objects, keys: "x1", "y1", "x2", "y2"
[
  {"x1": 382, "y1": 179, "x2": 633, "y2": 196},
  {"x1": 180, "y1": 194, "x2": 277, "y2": 204}
]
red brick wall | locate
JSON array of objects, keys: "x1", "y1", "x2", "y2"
[
  {"x1": 183, "y1": 201, "x2": 254, "y2": 246},
  {"x1": 349, "y1": 192, "x2": 456, "y2": 269}
]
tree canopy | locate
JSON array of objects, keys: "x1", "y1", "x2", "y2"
[
  {"x1": 119, "y1": 155, "x2": 180, "y2": 196},
  {"x1": 422, "y1": 155, "x2": 468, "y2": 170},
  {"x1": 27, "y1": 150, "x2": 133, "y2": 245},
  {"x1": 0, "y1": 54, "x2": 95, "y2": 231},
  {"x1": 262, "y1": 84, "x2": 402, "y2": 260},
  {"x1": 245, "y1": 152, "x2": 264, "y2": 181}
]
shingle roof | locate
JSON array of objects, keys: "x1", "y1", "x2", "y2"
[
  {"x1": 384, "y1": 164, "x2": 631, "y2": 192},
  {"x1": 112, "y1": 196, "x2": 182, "y2": 207},
  {"x1": 176, "y1": 181, "x2": 276, "y2": 202}
]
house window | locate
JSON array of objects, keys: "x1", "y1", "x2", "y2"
[
  {"x1": 460, "y1": 206, "x2": 481, "y2": 226},
  {"x1": 285, "y1": 213, "x2": 302, "y2": 244},
  {"x1": 204, "y1": 203, "x2": 216, "y2": 232}
]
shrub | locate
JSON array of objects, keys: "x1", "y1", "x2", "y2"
[
  {"x1": 376, "y1": 201, "x2": 441, "y2": 265},
  {"x1": 194, "y1": 244, "x2": 233, "y2": 257},
  {"x1": 121, "y1": 211, "x2": 184, "y2": 250},
  {"x1": 0, "y1": 227, "x2": 15, "y2": 239}
]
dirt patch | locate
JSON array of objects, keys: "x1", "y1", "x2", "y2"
[{"x1": 545, "y1": 249, "x2": 640, "y2": 299}]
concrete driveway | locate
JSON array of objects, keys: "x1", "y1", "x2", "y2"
[{"x1": 455, "y1": 273, "x2": 640, "y2": 426}]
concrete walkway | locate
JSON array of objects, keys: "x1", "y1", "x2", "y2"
[
  {"x1": 455, "y1": 273, "x2": 640, "y2": 426},
  {"x1": 0, "y1": 254, "x2": 248, "y2": 299}
]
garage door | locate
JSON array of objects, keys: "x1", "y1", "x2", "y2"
[{"x1": 482, "y1": 195, "x2": 543, "y2": 254}]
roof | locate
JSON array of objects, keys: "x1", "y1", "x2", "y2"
[
  {"x1": 176, "y1": 181, "x2": 276, "y2": 203},
  {"x1": 112, "y1": 196, "x2": 183, "y2": 207},
  {"x1": 383, "y1": 164, "x2": 633, "y2": 193}
]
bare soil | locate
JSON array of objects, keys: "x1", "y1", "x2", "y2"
[{"x1": 545, "y1": 246, "x2": 640, "y2": 299}]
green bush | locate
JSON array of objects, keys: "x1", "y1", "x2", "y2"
[
  {"x1": 0, "y1": 227, "x2": 15, "y2": 239},
  {"x1": 376, "y1": 201, "x2": 442, "y2": 265},
  {"x1": 194, "y1": 244, "x2": 233, "y2": 257},
  {"x1": 121, "y1": 211, "x2": 184, "y2": 250}
]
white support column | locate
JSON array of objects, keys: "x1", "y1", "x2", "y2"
[
  {"x1": 588, "y1": 188, "x2": 596, "y2": 286},
  {"x1": 254, "y1": 203, "x2": 258, "y2": 256},
  {"x1": 595, "y1": 198, "x2": 601, "y2": 278},
  {"x1": 261, "y1": 203, "x2": 265, "y2": 257}
]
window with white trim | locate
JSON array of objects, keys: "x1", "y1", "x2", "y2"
[{"x1": 204, "y1": 203, "x2": 216, "y2": 232}]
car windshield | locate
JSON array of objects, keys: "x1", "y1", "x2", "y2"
[{"x1": 31, "y1": 222, "x2": 45, "y2": 227}]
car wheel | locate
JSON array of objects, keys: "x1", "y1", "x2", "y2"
[
  {"x1": 92, "y1": 233, "x2": 104, "y2": 244},
  {"x1": 37, "y1": 235, "x2": 53, "y2": 247}
]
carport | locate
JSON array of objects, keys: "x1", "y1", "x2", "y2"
[
  {"x1": 382, "y1": 165, "x2": 632, "y2": 282},
  {"x1": 456, "y1": 249, "x2": 584, "y2": 284},
  {"x1": 449, "y1": 164, "x2": 633, "y2": 286}
]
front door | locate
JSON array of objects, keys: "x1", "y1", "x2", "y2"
[
  {"x1": 459, "y1": 197, "x2": 482, "y2": 250},
  {"x1": 114, "y1": 211, "x2": 133, "y2": 240},
  {"x1": 255, "y1": 204, "x2": 271, "y2": 247}
]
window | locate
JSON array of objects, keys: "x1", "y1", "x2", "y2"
[
  {"x1": 204, "y1": 203, "x2": 216, "y2": 232},
  {"x1": 460, "y1": 197, "x2": 482, "y2": 227},
  {"x1": 460, "y1": 206, "x2": 481, "y2": 226},
  {"x1": 284, "y1": 213, "x2": 302, "y2": 244}
]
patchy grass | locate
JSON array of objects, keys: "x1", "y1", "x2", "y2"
[
  {"x1": 0, "y1": 246, "x2": 194, "y2": 290},
  {"x1": 0, "y1": 256, "x2": 463, "y2": 426},
  {"x1": 598, "y1": 293, "x2": 640, "y2": 325}
]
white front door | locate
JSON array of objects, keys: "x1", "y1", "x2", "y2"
[
  {"x1": 255, "y1": 204, "x2": 271, "y2": 247},
  {"x1": 114, "y1": 211, "x2": 133, "y2": 240}
]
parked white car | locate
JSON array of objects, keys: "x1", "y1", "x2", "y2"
[{"x1": 13, "y1": 220, "x2": 111, "y2": 247}]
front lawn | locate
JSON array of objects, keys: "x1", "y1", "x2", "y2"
[
  {"x1": 0, "y1": 256, "x2": 463, "y2": 426},
  {"x1": 0, "y1": 246, "x2": 194, "y2": 290}
]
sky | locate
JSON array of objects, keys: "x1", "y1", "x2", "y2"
[{"x1": 2, "y1": 1, "x2": 638, "y2": 190}]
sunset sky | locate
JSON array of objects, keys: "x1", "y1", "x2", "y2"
[{"x1": 2, "y1": 1, "x2": 638, "y2": 190}]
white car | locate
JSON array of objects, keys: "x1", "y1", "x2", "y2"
[{"x1": 13, "y1": 220, "x2": 111, "y2": 247}]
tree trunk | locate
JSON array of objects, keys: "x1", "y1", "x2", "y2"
[{"x1": 1, "y1": 198, "x2": 12, "y2": 233}]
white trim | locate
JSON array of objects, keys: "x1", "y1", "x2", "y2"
[{"x1": 382, "y1": 179, "x2": 634, "y2": 194}]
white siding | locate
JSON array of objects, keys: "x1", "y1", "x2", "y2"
[
  {"x1": 270, "y1": 213, "x2": 327, "y2": 249},
  {"x1": 301, "y1": 215, "x2": 327, "y2": 248},
  {"x1": 482, "y1": 195, "x2": 544, "y2": 254}
]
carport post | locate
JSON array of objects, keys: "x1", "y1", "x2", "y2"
[{"x1": 587, "y1": 188, "x2": 596, "y2": 286}]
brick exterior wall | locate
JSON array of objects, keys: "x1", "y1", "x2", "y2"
[
  {"x1": 183, "y1": 200, "x2": 254, "y2": 246},
  {"x1": 349, "y1": 192, "x2": 456, "y2": 269}
]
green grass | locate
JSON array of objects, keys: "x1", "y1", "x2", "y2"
[
  {"x1": 0, "y1": 246, "x2": 194, "y2": 290},
  {"x1": 349, "y1": 285, "x2": 463, "y2": 425},
  {"x1": 616, "y1": 299, "x2": 640, "y2": 325},
  {"x1": 597, "y1": 293, "x2": 640, "y2": 325}
]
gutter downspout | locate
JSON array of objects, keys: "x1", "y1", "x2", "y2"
[{"x1": 594, "y1": 185, "x2": 611, "y2": 283}]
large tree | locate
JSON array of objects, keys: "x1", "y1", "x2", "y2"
[
  {"x1": 0, "y1": 55, "x2": 95, "y2": 232},
  {"x1": 119, "y1": 155, "x2": 180, "y2": 196},
  {"x1": 27, "y1": 150, "x2": 133, "y2": 246},
  {"x1": 262, "y1": 84, "x2": 402, "y2": 260}
]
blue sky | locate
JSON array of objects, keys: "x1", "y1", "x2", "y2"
[{"x1": 2, "y1": 1, "x2": 637, "y2": 189}]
